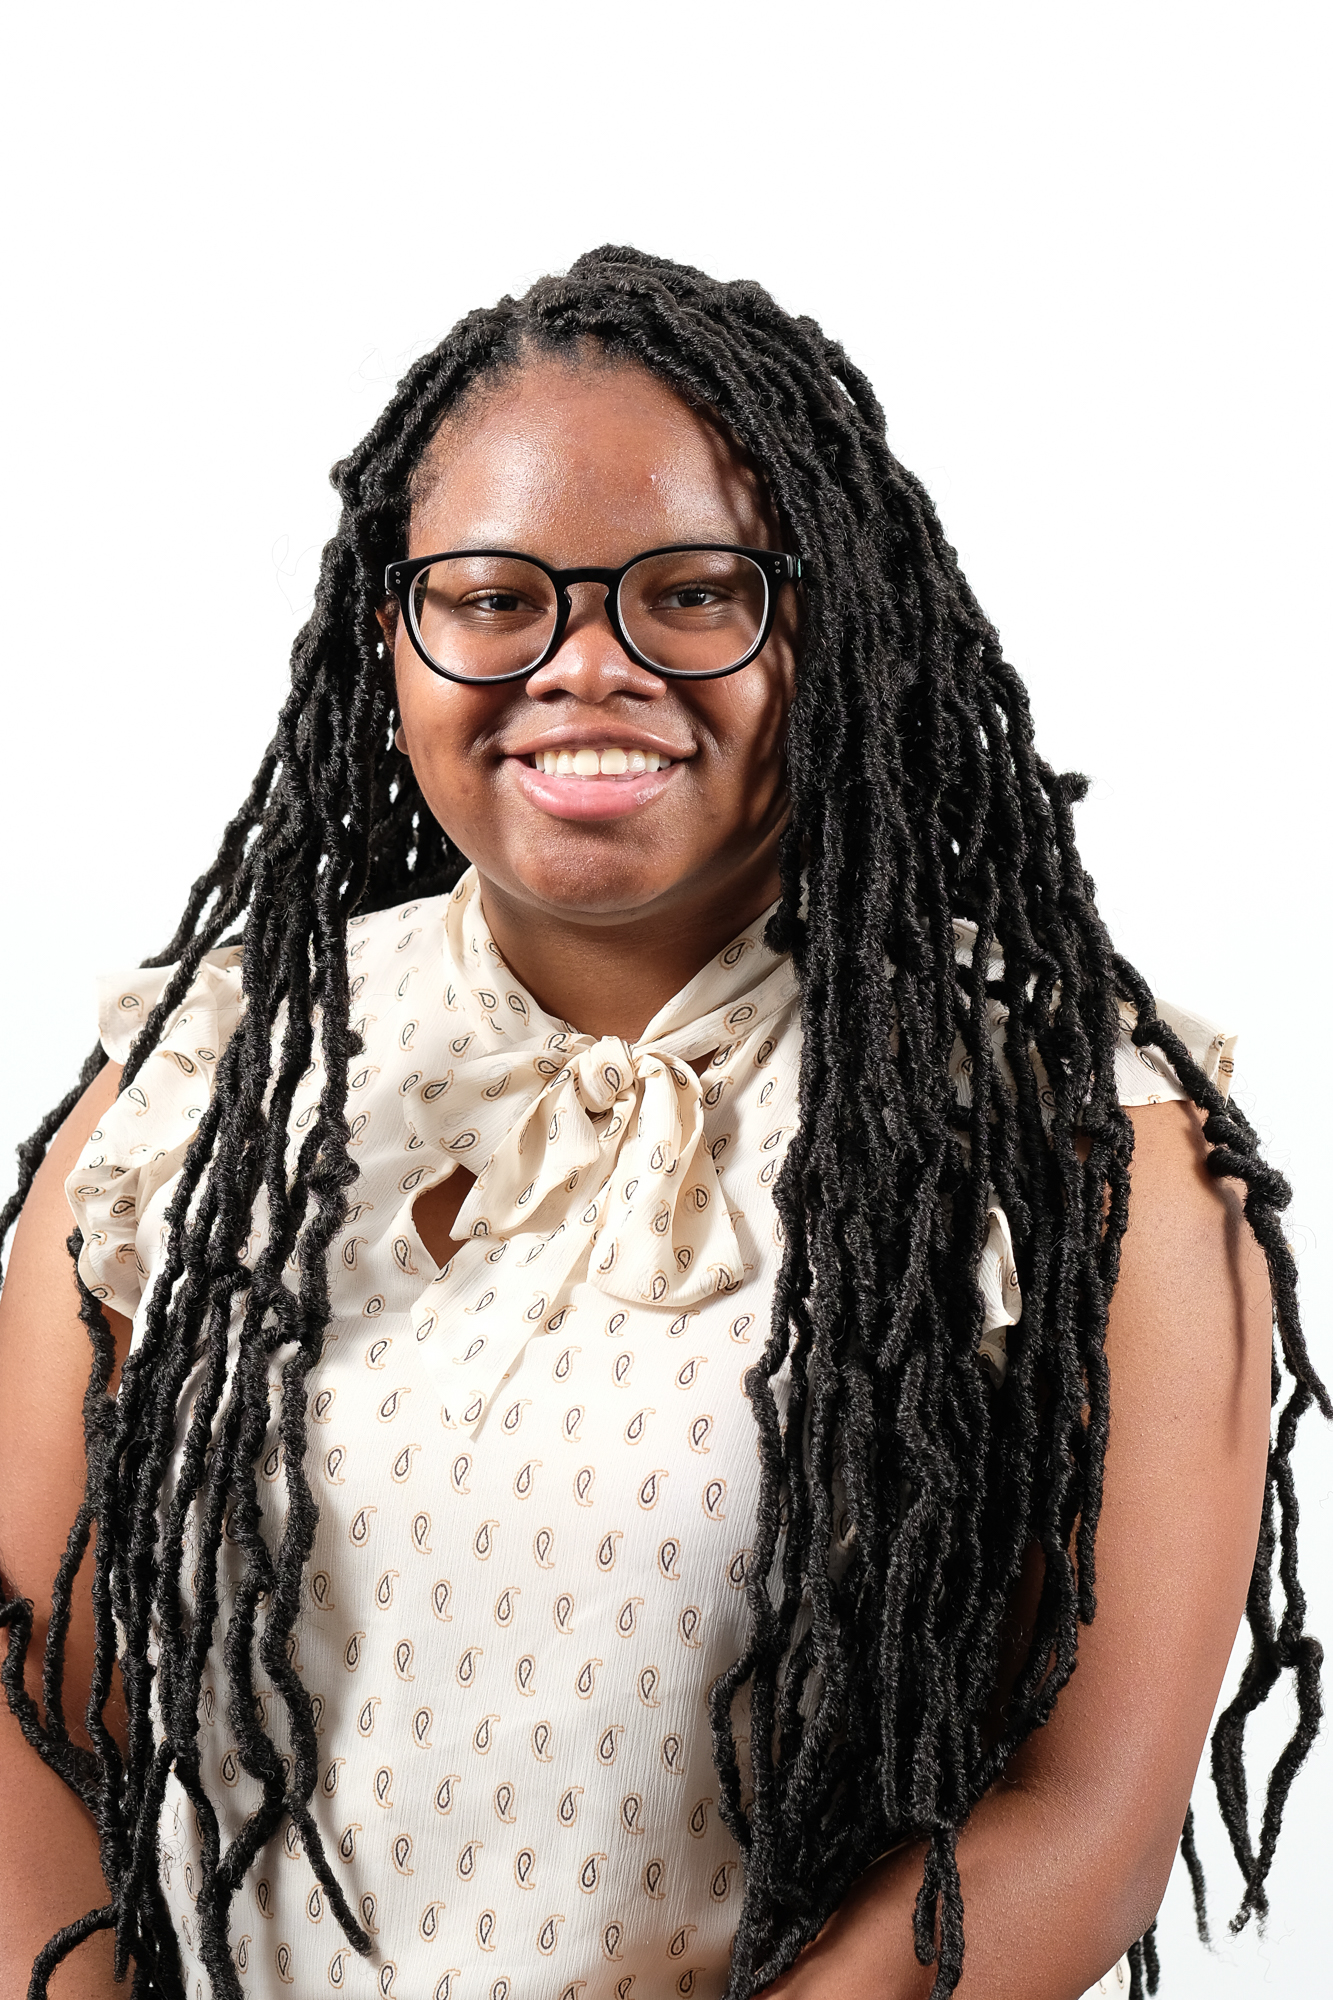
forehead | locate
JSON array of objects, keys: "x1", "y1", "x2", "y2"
[{"x1": 407, "y1": 355, "x2": 773, "y2": 565}]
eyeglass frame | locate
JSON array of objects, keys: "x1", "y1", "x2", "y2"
[{"x1": 383, "y1": 543, "x2": 803, "y2": 686}]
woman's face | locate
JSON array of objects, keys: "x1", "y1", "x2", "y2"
[{"x1": 382, "y1": 355, "x2": 797, "y2": 933}]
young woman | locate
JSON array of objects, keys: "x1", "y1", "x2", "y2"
[{"x1": 0, "y1": 246, "x2": 1324, "y2": 2000}]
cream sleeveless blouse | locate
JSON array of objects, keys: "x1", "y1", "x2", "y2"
[{"x1": 66, "y1": 873, "x2": 1235, "y2": 2000}]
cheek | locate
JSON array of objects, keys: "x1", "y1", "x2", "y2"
[
  {"x1": 398, "y1": 647, "x2": 480, "y2": 761},
  {"x1": 395, "y1": 662, "x2": 491, "y2": 833},
  {"x1": 704, "y1": 669, "x2": 792, "y2": 777}
]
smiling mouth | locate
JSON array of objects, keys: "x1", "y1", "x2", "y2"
[{"x1": 528, "y1": 746, "x2": 676, "y2": 775}]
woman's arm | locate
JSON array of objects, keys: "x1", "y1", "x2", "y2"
[
  {"x1": 763, "y1": 1099, "x2": 1275, "y2": 1999},
  {"x1": 0, "y1": 1062, "x2": 133, "y2": 1999}
]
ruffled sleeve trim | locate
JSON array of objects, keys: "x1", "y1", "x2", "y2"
[
  {"x1": 65, "y1": 947, "x2": 245, "y2": 1318},
  {"x1": 946, "y1": 923, "x2": 1236, "y2": 1379},
  {"x1": 976, "y1": 1194, "x2": 1022, "y2": 1380},
  {"x1": 1112, "y1": 996, "x2": 1237, "y2": 1107}
]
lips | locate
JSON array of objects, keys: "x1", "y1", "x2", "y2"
[{"x1": 504, "y1": 751, "x2": 684, "y2": 823}]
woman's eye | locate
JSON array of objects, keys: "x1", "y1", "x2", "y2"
[
  {"x1": 466, "y1": 591, "x2": 526, "y2": 614},
  {"x1": 661, "y1": 584, "x2": 723, "y2": 610}
]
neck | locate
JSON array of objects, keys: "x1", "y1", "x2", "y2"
[{"x1": 474, "y1": 857, "x2": 782, "y2": 1042}]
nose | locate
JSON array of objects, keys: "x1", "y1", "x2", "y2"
[{"x1": 524, "y1": 581, "x2": 667, "y2": 705}]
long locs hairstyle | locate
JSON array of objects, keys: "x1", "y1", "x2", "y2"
[{"x1": 1, "y1": 246, "x2": 1327, "y2": 2000}]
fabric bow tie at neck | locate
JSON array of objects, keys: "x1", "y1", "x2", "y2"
[
  {"x1": 398, "y1": 889, "x2": 799, "y2": 1434},
  {"x1": 410, "y1": 1030, "x2": 745, "y2": 1309}
]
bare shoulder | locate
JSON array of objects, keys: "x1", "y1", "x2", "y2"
[
  {"x1": 0, "y1": 1063, "x2": 129, "y2": 1612},
  {"x1": 1114, "y1": 1098, "x2": 1272, "y2": 1395},
  {"x1": 1096, "y1": 1099, "x2": 1272, "y2": 1595}
]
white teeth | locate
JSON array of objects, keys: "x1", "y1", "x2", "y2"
[{"x1": 534, "y1": 745, "x2": 672, "y2": 776}]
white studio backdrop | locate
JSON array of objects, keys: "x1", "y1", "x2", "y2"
[{"x1": 1, "y1": 2, "x2": 1328, "y2": 1990}]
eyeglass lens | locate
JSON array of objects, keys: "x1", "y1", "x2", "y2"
[{"x1": 408, "y1": 550, "x2": 770, "y2": 679}]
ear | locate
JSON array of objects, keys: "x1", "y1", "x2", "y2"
[{"x1": 378, "y1": 606, "x2": 408, "y2": 757}]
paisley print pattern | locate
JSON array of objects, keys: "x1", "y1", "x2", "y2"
[{"x1": 66, "y1": 872, "x2": 1234, "y2": 1999}]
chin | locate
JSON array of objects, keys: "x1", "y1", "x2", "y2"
[{"x1": 500, "y1": 847, "x2": 695, "y2": 923}]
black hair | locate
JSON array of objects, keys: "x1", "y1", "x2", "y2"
[{"x1": 2, "y1": 245, "x2": 1326, "y2": 2000}]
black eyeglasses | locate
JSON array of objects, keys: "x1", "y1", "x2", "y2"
[{"x1": 383, "y1": 544, "x2": 802, "y2": 685}]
